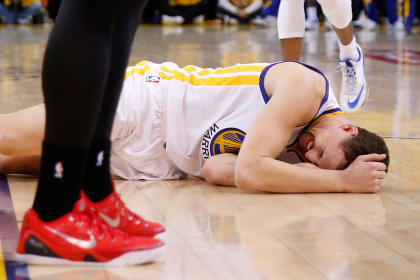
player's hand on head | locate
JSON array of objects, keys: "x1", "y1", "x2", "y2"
[{"x1": 342, "y1": 154, "x2": 387, "y2": 193}]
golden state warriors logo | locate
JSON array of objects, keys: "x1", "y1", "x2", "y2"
[{"x1": 201, "y1": 124, "x2": 246, "y2": 159}]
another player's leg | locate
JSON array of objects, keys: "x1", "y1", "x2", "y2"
[
  {"x1": 81, "y1": 0, "x2": 165, "y2": 239},
  {"x1": 403, "y1": 0, "x2": 417, "y2": 33},
  {"x1": 277, "y1": 0, "x2": 305, "y2": 60},
  {"x1": 319, "y1": 0, "x2": 368, "y2": 114},
  {"x1": 17, "y1": 0, "x2": 163, "y2": 265},
  {"x1": 305, "y1": 0, "x2": 319, "y2": 30}
]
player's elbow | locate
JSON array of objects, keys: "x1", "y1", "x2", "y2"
[
  {"x1": 202, "y1": 163, "x2": 217, "y2": 184},
  {"x1": 234, "y1": 165, "x2": 256, "y2": 190},
  {"x1": 201, "y1": 160, "x2": 231, "y2": 186}
]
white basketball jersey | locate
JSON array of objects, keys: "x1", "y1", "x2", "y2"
[{"x1": 122, "y1": 61, "x2": 341, "y2": 178}]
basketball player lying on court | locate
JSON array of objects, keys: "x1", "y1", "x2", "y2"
[{"x1": 0, "y1": 60, "x2": 389, "y2": 193}]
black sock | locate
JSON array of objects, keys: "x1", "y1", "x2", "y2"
[
  {"x1": 82, "y1": 140, "x2": 114, "y2": 202},
  {"x1": 32, "y1": 142, "x2": 88, "y2": 221}
]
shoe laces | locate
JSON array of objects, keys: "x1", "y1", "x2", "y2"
[
  {"x1": 77, "y1": 201, "x2": 126, "y2": 242},
  {"x1": 337, "y1": 64, "x2": 358, "y2": 95},
  {"x1": 112, "y1": 194, "x2": 150, "y2": 228}
]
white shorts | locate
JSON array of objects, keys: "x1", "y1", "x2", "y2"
[
  {"x1": 277, "y1": 0, "x2": 352, "y2": 39},
  {"x1": 110, "y1": 65, "x2": 184, "y2": 180}
]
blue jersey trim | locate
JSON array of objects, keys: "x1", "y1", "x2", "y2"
[
  {"x1": 303, "y1": 108, "x2": 342, "y2": 130},
  {"x1": 259, "y1": 61, "x2": 330, "y2": 108},
  {"x1": 258, "y1": 64, "x2": 274, "y2": 104}
]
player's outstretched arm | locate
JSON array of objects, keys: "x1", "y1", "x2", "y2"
[
  {"x1": 0, "y1": 104, "x2": 45, "y2": 156},
  {"x1": 0, "y1": 154, "x2": 41, "y2": 175}
]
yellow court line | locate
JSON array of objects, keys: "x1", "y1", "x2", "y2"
[{"x1": 0, "y1": 241, "x2": 6, "y2": 280}]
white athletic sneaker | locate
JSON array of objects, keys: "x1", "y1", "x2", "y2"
[
  {"x1": 361, "y1": 17, "x2": 378, "y2": 30},
  {"x1": 252, "y1": 16, "x2": 267, "y2": 27},
  {"x1": 162, "y1": 15, "x2": 184, "y2": 24},
  {"x1": 193, "y1": 15, "x2": 204, "y2": 24},
  {"x1": 305, "y1": 19, "x2": 319, "y2": 31},
  {"x1": 17, "y1": 15, "x2": 33, "y2": 24},
  {"x1": 387, "y1": 17, "x2": 405, "y2": 31},
  {"x1": 338, "y1": 46, "x2": 369, "y2": 114}
]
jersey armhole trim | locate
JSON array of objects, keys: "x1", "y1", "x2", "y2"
[{"x1": 259, "y1": 61, "x2": 330, "y2": 107}]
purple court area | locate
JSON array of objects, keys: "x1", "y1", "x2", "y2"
[{"x1": 0, "y1": 175, "x2": 29, "y2": 280}]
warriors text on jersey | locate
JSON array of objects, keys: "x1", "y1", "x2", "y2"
[{"x1": 110, "y1": 61, "x2": 342, "y2": 180}]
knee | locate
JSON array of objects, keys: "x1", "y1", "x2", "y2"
[{"x1": 318, "y1": 0, "x2": 352, "y2": 29}]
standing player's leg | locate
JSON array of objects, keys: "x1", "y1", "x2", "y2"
[
  {"x1": 403, "y1": 0, "x2": 418, "y2": 32},
  {"x1": 81, "y1": 0, "x2": 165, "y2": 238},
  {"x1": 277, "y1": 0, "x2": 305, "y2": 61},
  {"x1": 17, "y1": 0, "x2": 163, "y2": 265},
  {"x1": 318, "y1": 0, "x2": 368, "y2": 114},
  {"x1": 305, "y1": 0, "x2": 319, "y2": 30}
]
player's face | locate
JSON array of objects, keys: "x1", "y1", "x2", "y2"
[{"x1": 298, "y1": 125, "x2": 354, "y2": 169}]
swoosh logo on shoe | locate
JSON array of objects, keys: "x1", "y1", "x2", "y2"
[
  {"x1": 99, "y1": 213, "x2": 120, "y2": 228},
  {"x1": 45, "y1": 226, "x2": 97, "y2": 249},
  {"x1": 347, "y1": 85, "x2": 366, "y2": 109}
]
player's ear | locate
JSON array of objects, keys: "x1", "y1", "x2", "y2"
[{"x1": 340, "y1": 123, "x2": 358, "y2": 136}]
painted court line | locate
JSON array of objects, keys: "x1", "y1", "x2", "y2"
[
  {"x1": 0, "y1": 175, "x2": 30, "y2": 280},
  {"x1": 0, "y1": 241, "x2": 6, "y2": 280}
]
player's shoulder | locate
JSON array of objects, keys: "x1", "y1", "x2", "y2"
[
  {"x1": 268, "y1": 61, "x2": 322, "y2": 80},
  {"x1": 265, "y1": 62, "x2": 325, "y2": 98}
]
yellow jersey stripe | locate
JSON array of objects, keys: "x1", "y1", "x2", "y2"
[
  {"x1": 134, "y1": 60, "x2": 267, "y2": 74},
  {"x1": 312, "y1": 110, "x2": 343, "y2": 124},
  {"x1": 158, "y1": 71, "x2": 260, "y2": 86},
  {"x1": 174, "y1": 64, "x2": 267, "y2": 76},
  {"x1": 126, "y1": 61, "x2": 262, "y2": 86}
]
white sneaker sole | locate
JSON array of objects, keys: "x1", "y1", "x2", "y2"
[
  {"x1": 341, "y1": 87, "x2": 369, "y2": 115},
  {"x1": 16, "y1": 245, "x2": 164, "y2": 266},
  {"x1": 154, "y1": 231, "x2": 166, "y2": 240}
]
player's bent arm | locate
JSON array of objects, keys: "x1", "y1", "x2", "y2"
[
  {"x1": 202, "y1": 153, "x2": 237, "y2": 187},
  {"x1": 235, "y1": 63, "x2": 346, "y2": 193}
]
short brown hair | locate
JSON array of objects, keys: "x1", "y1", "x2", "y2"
[{"x1": 337, "y1": 127, "x2": 390, "y2": 172}]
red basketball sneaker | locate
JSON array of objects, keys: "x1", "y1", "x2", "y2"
[
  {"x1": 81, "y1": 190, "x2": 165, "y2": 238},
  {"x1": 16, "y1": 200, "x2": 164, "y2": 266}
]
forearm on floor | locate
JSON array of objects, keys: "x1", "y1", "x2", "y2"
[
  {"x1": 235, "y1": 158, "x2": 344, "y2": 193},
  {"x1": 0, "y1": 154, "x2": 41, "y2": 175}
]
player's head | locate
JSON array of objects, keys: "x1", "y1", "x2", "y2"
[
  {"x1": 337, "y1": 126, "x2": 390, "y2": 172},
  {"x1": 298, "y1": 121, "x2": 389, "y2": 171}
]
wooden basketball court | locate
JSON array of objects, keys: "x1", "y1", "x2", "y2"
[{"x1": 1, "y1": 23, "x2": 420, "y2": 279}]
